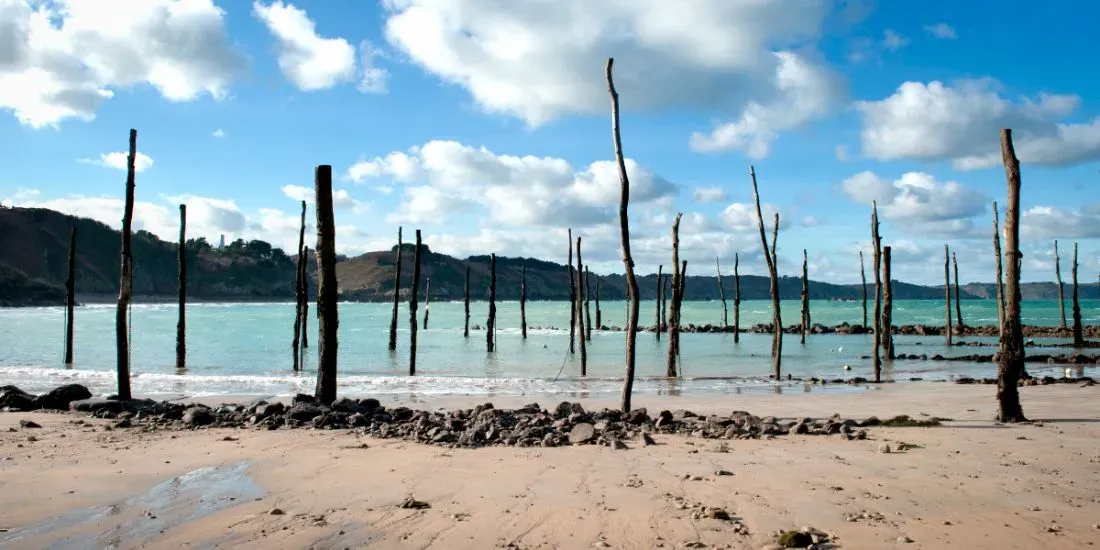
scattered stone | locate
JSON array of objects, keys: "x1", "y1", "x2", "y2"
[
  {"x1": 268, "y1": 508, "x2": 285, "y2": 516},
  {"x1": 400, "y1": 497, "x2": 431, "y2": 510},
  {"x1": 776, "y1": 531, "x2": 812, "y2": 548},
  {"x1": 879, "y1": 443, "x2": 891, "y2": 454},
  {"x1": 897, "y1": 535, "x2": 914, "y2": 543},
  {"x1": 715, "y1": 469, "x2": 733, "y2": 476},
  {"x1": 18, "y1": 419, "x2": 41, "y2": 429},
  {"x1": 182, "y1": 406, "x2": 214, "y2": 427},
  {"x1": 569, "y1": 423, "x2": 597, "y2": 444}
]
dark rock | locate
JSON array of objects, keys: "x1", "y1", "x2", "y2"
[
  {"x1": 292, "y1": 393, "x2": 315, "y2": 405},
  {"x1": 400, "y1": 497, "x2": 431, "y2": 509},
  {"x1": 254, "y1": 402, "x2": 285, "y2": 419},
  {"x1": 777, "y1": 530, "x2": 812, "y2": 548},
  {"x1": 19, "y1": 419, "x2": 41, "y2": 429},
  {"x1": 182, "y1": 406, "x2": 214, "y2": 427},
  {"x1": 286, "y1": 404, "x2": 322, "y2": 422},
  {"x1": 330, "y1": 398, "x2": 359, "y2": 413},
  {"x1": 33, "y1": 384, "x2": 93, "y2": 410},
  {"x1": 1, "y1": 391, "x2": 38, "y2": 411},
  {"x1": 624, "y1": 408, "x2": 649, "y2": 424},
  {"x1": 358, "y1": 398, "x2": 381, "y2": 411},
  {"x1": 569, "y1": 422, "x2": 597, "y2": 444}
]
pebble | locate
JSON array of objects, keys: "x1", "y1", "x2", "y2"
[
  {"x1": 268, "y1": 508, "x2": 285, "y2": 516},
  {"x1": 897, "y1": 535, "x2": 914, "y2": 543}
]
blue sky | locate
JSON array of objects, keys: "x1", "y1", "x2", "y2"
[{"x1": 1, "y1": 0, "x2": 1098, "y2": 285}]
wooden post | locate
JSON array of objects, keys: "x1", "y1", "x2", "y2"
[
  {"x1": 655, "y1": 265, "x2": 663, "y2": 340},
  {"x1": 800, "y1": 249, "x2": 809, "y2": 344},
  {"x1": 64, "y1": 227, "x2": 76, "y2": 365},
  {"x1": 463, "y1": 262, "x2": 470, "y2": 338},
  {"x1": 944, "y1": 244, "x2": 953, "y2": 345},
  {"x1": 115, "y1": 129, "x2": 137, "y2": 401},
  {"x1": 882, "y1": 246, "x2": 894, "y2": 361},
  {"x1": 751, "y1": 166, "x2": 782, "y2": 379},
  {"x1": 666, "y1": 213, "x2": 683, "y2": 377},
  {"x1": 423, "y1": 277, "x2": 431, "y2": 329},
  {"x1": 576, "y1": 238, "x2": 587, "y2": 374},
  {"x1": 733, "y1": 253, "x2": 741, "y2": 344},
  {"x1": 953, "y1": 252, "x2": 963, "y2": 329},
  {"x1": 409, "y1": 230, "x2": 422, "y2": 375},
  {"x1": 859, "y1": 250, "x2": 868, "y2": 328},
  {"x1": 520, "y1": 266, "x2": 527, "y2": 339},
  {"x1": 662, "y1": 274, "x2": 669, "y2": 334},
  {"x1": 872, "y1": 202, "x2": 882, "y2": 381},
  {"x1": 1072, "y1": 242, "x2": 1083, "y2": 346},
  {"x1": 993, "y1": 202, "x2": 1005, "y2": 333},
  {"x1": 595, "y1": 275, "x2": 602, "y2": 329},
  {"x1": 293, "y1": 201, "x2": 306, "y2": 370},
  {"x1": 300, "y1": 246, "x2": 309, "y2": 351},
  {"x1": 716, "y1": 257, "x2": 728, "y2": 329},
  {"x1": 1054, "y1": 240, "x2": 1067, "y2": 328},
  {"x1": 388, "y1": 227, "x2": 402, "y2": 350},
  {"x1": 584, "y1": 266, "x2": 593, "y2": 341},
  {"x1": 997, "y1": 128, "x2": 1027, "y2": 422},
  {"x1": 607, "y1": 58, "x2": 640, "y2": 413},
  {"x1": 487, "y1": 253, "x2": 497, "y2": 352},
  {"x1": 567, "y1": 229, "x2": 576, "y2": 354},
  {"x1": 313, "y1": 165, "x2": 338, "y2": 405},
  {"x1": 176, "y1": 204, "x2": 186, "y2": 371}
]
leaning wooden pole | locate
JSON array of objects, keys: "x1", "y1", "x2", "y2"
[
  {"x1": 666, "y1": 213, "x2": 683, "y2": 377},
  {"x1": 584, "y1": 267, "x2": 593, "y2": 341},
  {"x1": 996, "y1": 128, "x2": 1026, "y2": 422},
  {"x1": 993, "y1": 202, "x2": 1005, "y2": 333},
  {"x1": 860, "y1": 250, "x2": 868, "y2": 328},
  {"x1": 388, "y1": 227, "x2": 402, "y2": 350},
  {"x1": 800, "y1": 249, "x2": 809, "y2": 344},
  {"x1": 409, "y1": 230, "x2": 422, "y2": 375},
  {"x1": 1072, "y1": 242, "x2": 1083, "y2": 347},
  {"x1": 293, "y1": 201, "x2": 306, "y2": 370},
  {"x1": 1054, "y1": 240, "x2": 1067, "y2": 328},
  {"x1": 114, "y1": 129, "x2": 137, "y2": 401},
  {"x1": 655, "y1": 264, "x2": 663, "y2": 340},
  {"x1": 944, "y1": 244, "x2": 953, "y2": 345},
  {"x1": 567, "y1": 229, "x2": 576, "y2": 354},
  {"x1": 64, "y1": 227, "x2": 76, "y2": 365},
  {"x1": 176, "y1": 204, "x2": 187, "y2": 371},
  {"x1": 733, "y1": 253, "x2": 741, "y2": 344},
  {"x1": 872, "y1": 202, "x2": 883, "y2": 381},
  {"x1": 300, "y1": 247, "x2": 309, "y2": 351},
  {"x1": 751, "y1": 166, "x2": 781, "y2": 379},
  {"x1": 576, "y1": 238, "x2": 587, "y2": 374},
  {"x1": 595, "y1": 275, "x2": 602, "y2": 329},
  {"x1": 487, "y1": 253, "x2": 497, "y2": 353},
  {"x1": 313, "y1": 165, "x2": 339, "y2": 405},
  {"x1": 463, "y1": 262, "x2": 470, "y2": 338},
  {"x1": 423, "y1": 278, "x2": 431, "y2": 329},
  {"x1": 716, "y1": 257, "x2": 728, "y2": 329},
  {"x1": 953, "y1": 252, "x2": 964, "y2": 329},
  {"x1": 608, "y1": 58, "x2": 640, "y2": 413},
  {"x1": 520, "y1": 266, "x2": 527, "y2": 339},
  {"x1": 882, "y1": 246, "x2": 894, "y2": 360}
]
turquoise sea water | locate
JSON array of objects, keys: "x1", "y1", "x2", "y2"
[{"x1": 0, "y1": 299, "x2": 1096, "y2": 399}]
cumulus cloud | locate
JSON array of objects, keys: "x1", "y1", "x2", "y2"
[
  {"x1": 839, "y1": 171, "x2": 986, "y2": 235},
  {"x1": 382, "y1": 0, "x2": 842, "y2": 156},
  {"x1": 1020, "y1": 204, "x2": 1100, "y2": 240},
  {"x1": 253, "y1": 1, "x2": 388, "y2": 92},
  {"x1": 212, "y1": 129, "x2": 225, "y2": 138},
  {"x1": 346, "y1": 140, "x2": 677, "y2": 227},
  {"x1": 0, "y1": 0, "x2": 245, "y2": 128},
  {"x1": 721, "y1": 202, "x2": 789, "y2": 232},
  {"x1": 924, "y1": 23, "x2": 957, "y2": 39},
  {"x1": 78, "y1": 151, "x2": 155, "y2": 173},
  {"x1": 281, "y1": 184, "x2": 370, "y2": 214},
  {"x1": 855, "y1": 79, "x2": 1100, "y2": 169},
  {"x1": 692, "y1": 187, "x2": 728, "y2": 204}
]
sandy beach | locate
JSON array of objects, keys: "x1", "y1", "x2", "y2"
[{"x1": 1, "y1": 383, "x2": 1098, "y2": 549}]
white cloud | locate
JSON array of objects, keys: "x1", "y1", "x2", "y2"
[
  {"x1": 1021, "y1": 204, "x2": 1100, "y2": 240},
  {"x1": 839, "y1": 171, "x2": 986, "y2": 236},
  {"x1": 692, "y1": 187, "x2": 727, "y2": 204},
  {"x1": 281, "y1": 184, "x2": 371, "y2": 214},
  {"x1": 0, "y1": 0, "x2": 245, "y2": 128},
  {"x1": 881, "y1": 29, "x2": 909, "y2": 51},
  {"x1": 834, "y1": 144, "x2": 850, "y2": 161},
  {"x1": 253, "y1": 1, "x2": 388, "y2": 93},
  {"x1": 212, "y1": 129, "x2": 225, "y2": 138},
  {"x1": 721, "y1": 202, "x2": 789, "y2": 232},
  {"x1": 78, "y1": 151, "x2": 155, "y2": 173},
  {"x1": 348, "y1": 140, "x2": 677, "y2": 228},
  {"x1": 382, "y1": 0, "x2": 841, "y2": 154},
  {"x1": 855, "y1": 79, "x2": 1100, "y2": 169},
  {"x1": 924, "y1": 23, "x2": 957, "y2": 39}
]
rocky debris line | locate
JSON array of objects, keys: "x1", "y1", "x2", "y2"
[
  {"x1": 884, "y1": 351, "x2": 1100, "y2": 365},
  {"x1": 956, "y1": 376, "x2": 1095, "y2": 386},
  {"x1": 597, "y1": 322, "x2": 1100, "y2": 338},
  {"x1": 0, "y1": 384, "x2": 91, "y2": 411},
  {"x1": 1, "y1": 386, "x2": 884, "y2": 448}
]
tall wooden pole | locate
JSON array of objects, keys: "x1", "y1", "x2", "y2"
[
  {"x1": 751, "y1": 166, "x2": 781, "y2": 379},
  {"x1": 953, "y1": 252, "x2": 964, "y2": 329},
  {"x1": 64, "y1": 227, "x2": 76, "y2": 365},
  {"x1": 584, "y1": 267, "x2": 593, "y2": 341},
  {"x1": 662, "y1": 274, "x2": 669, "y2": 334},
  {"x1": 176, "y1": 204, "x2": 186, "y2": 371},
  {"x1": 594, "y1": 275, "x2": 601, "y2": 329},
  {"x1": 859, "y1": 250, "x2": 868, "y2": 328},
  {"x1": 487, "y1": 253, "x2": 497, "y2": 352},
  {"x1": 576, "y1": 238, "x2": 587, "y2": 374},
  {"x1": 882, "y1": 246, "x2": 894, "y2": 361},
  {"x1": 463, "y1": 262, "x2": 470, "y2": 338},
  {"x1": 608, "y1": 58, "x2": 640, "y2": 413},
  {"x1": 313, "y1": 165, "x2": 338, "y2": 405},
  {"x1": 388, "y1": 227, "x2": 402, "y2": 350},
  {"x1": 293, "y1": 201, "x2": 306, "y2": 370},
  {"x1": 655, "y1": 265, "x2": 663, "y2": 340},
  {"x1": 800, "y1": 249, "x2": 809, "y2": 344},
  {"x1": 1054, "y1": 240, "x2": 1067, "y2": 328},
  {"x1": 944, "y1": 244, "x2": 953, "y2": 345},
  {"x1": 872, "y1": 202, "x2": 882, "y2": 381},
  {"x1": 666, "y1": 213, "x2": 683, "y2": 377},
  {"x1": 520, "y1": 266, "x2": 527, "y2": 339},
  {"x1": 114, "y1": 129, "x2": 137, "y2": 401},
  {"x1": 996, "y1": 128, "x2": 1026, "y2": 422},
  {"x1": 716, "y1": 257, "x2": 728, "y2": 328},
  {"x1": 423, "y1": 278, "x2": 431, "y2": 329},
  {"x1": 1072, "y1": 242, "x2": 1083, "y2": 346},
  {"x1": 993, "y1": 202, "x2": 1005, "y2": 333},
  {"x1": 567, "y1": 229, "x2": 576, "y2": 354},
  {"x1": 733, "y1": 253, "x2": 741, "y2": 344},
  {"x1": 301, "y1": 247, "x2": 309, "y2": 351},
  {"x1": 409, "y1": 230, "x2": 422, "y2": 375}
]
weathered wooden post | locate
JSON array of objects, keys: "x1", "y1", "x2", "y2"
[
  {"x1": 993, "y1": 202, "x2": 1005, "y2": 333},
  {"x1": 301, "y1": 247, "x2": 309, "y2": 351},
  {"x1": 176, "y1": 204, "x2": 186, "y2": 371},
  {"x1": 716, "y1": 257, "x2": 728, "y2": 329},
  {"x1": 733, "y1": 253, "x2": 741, "y2": 344},
  {"x1": 520, "y1": 266, "x2": 527, "y2": 339},
  {"x1": 997, "y1": 128, "x2": 1026, "y2": 422},
  {"x1": 64, "y1": 227, "x2": 76, "y2": 365},
  {"x1": 423, "y1": 277, "x2": 431, "y2": 329},
  {"x1": 944, "y1": 244, "x2": 952, "y2": 345},
  {"x1": 872, "y1": 202, "x2": 882, "y2": 380},
  {"x1": 607, "y1": 58, "x2": 641, "y2": 413},
  {"x1": 882, "y1": 246, "x2": 894, "y2": 361},
  {"x1": 567, "y1": 229, "x2": 576, "y2": 354},
  {"x1": 313, "y1": 165, "x2": 339, "y2": 404},
  {"x1": 1054, "y1": 240, "x2": 1067, "y2": 328},
  {"x1": 115, "y1": 129, "x2": 137, "y2": 401},
  {"x1": 1072, "y1": 242, "x2": 1083, "y2": 346},
  {"x1": 662, "y1": 275, "x2": 669, "y2": 333},
  {"x1": 859, "y1": 250, "x2": 868, "y2": 328},
  {"x1": 800, "y1": 249, "x2": 810, "y2": 344},
  {"x1": 751, "y1": 166, "x2": 782, "y2": 379},
  {"x1": 953, "y1": 252, "x2": 963, "y2": 329},
  {"x1": 584, "y1": 267, "x2": 593, "y2": 341},
  {"x1": 576, "y1": 238, "x2": 587, "y2": 374},
  {"x1": 463, "y1": 262, "x2": 470, "y2": 338},
  {"x1": 409, "y1": 230, "x2": 422, "y2": 375},
  {"x1": 594, "y1": 275, "x2": 602, "y2": 329},
  {"x1": 389, "y1": 227, "x2": 402, "y2": 350},
  {"x1": 293, "y1": 201, "x2": 307, "y2": 370},
  {"x1": 655, "y1": 265, "x2": 663, "y2": 340},
  {"x1": 666, "y1": 213, "x2": 683, "y2": 377},
  {"x1": 487, "y1": 253, "x2": 497, "y2": 352}
]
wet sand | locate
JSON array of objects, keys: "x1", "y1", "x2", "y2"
[{"x1": 1, "y1": 384, "x2": 1098, "y2": 549}]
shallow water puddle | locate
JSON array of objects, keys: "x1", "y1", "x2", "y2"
[{"x1": 0, "y1": 461, "x2": 263, "y2": 549}]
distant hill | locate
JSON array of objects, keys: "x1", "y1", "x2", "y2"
[{"x1": 1, "y1": 206, "x2": 1097, "y2": 306}]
